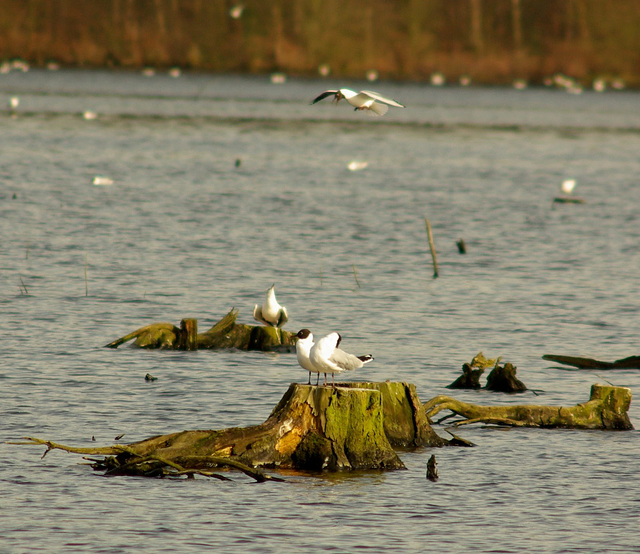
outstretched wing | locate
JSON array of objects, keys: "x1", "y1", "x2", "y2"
[
  {"x1": 360, "y1": 90, "x2": 405, "y2": 108},
  {"x1": 311, "y1": 90, "x2": 339, "y2": 104}
]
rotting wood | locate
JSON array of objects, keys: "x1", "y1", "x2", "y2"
[
  {"x1": 485, "y1": 362, "x2": 527, "y2": 392},
  {"x1": 543, "y1": 354, "x2": 640, "y2": 370},
  {"x1": 424, "y1": 384, "x2": 633, "y2": 430},
  {"x1": 104, "y1": 308, "x2": 296, "y2": 351},
  {"x1": 17, "y1": 383, "x2": 431, "y2": 478}
]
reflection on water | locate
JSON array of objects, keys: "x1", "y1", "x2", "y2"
[{"x1": 1, "y1": 71, "x2": 639, "y2": 552}]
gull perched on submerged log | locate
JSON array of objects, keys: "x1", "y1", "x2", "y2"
[
  {"x1": 309, "y1": 332, "x2": 373, "y2": 387},
  {"x1": 253, "y1": 284, "x2": 288, "y2": 328},
  {"x1": 312, "y1": 88, "x2": 405, "y2": 116}
]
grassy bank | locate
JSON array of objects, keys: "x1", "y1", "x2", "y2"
[{"x1": 1, "y1": 0, "x2": 638, "y2": 86}]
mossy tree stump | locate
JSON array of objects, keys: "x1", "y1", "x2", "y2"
[
  {"x1": 20, "y1": 383, "x2": 416, "y2": 478},
  {"x1": 104, "y1": 308, "x2": 296, "y2": 352},
  {"x1": 424, "y1": 384, "x2": 633, "y2": 430}
]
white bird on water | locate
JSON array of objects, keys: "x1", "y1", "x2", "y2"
[
  {"x1": 309, "y1": 332, "x2": 373, "y2": 387},
  {"x1": 253, "y1": 284, "x2": 288, "y2": 328},
  {"x1": 561, "y1": 179, "x2": 576, "y2": 195},
  {"x1": 312, "y1": 88, "x2": 405, "y2": 116},
  {"x1": 295, "y1": 329, "x2": 321, "y2": 385}
]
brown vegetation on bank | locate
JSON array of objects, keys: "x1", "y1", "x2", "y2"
[{"x1": 1, "y1": 0, "x2": 639, "y2": 86}]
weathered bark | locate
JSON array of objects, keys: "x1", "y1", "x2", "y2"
[
  {"x1": 543, "y1": 354, "x2": 640, "y2": 370},
  {"x1": 485, "y1": 362, "x2": 527, "y2": 392},
  {"x1": 424, "y1": 384, "x2": 633, "y2": 430},
  {"x1": 104, "y1": 308, "x2": 296, "y2": 351},
  {"x1": 20, "y1": 384, "x2": 418, "y2": 477},
  {"x1": 338, "y1": 382, "x2": 447, "y2": 447}
]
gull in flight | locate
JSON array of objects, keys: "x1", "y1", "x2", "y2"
[
  {"x1": 309, "y1": 332, "x2": 373, "y2": 387},
  {"x1": 295, "y1": 329, "x2": 321, "y2": 385},
  {"x1": 312, "y1": 88, "x2": 405, "y2": 116},
  {"x1": 253, "y1": 284, "x2": 288, "y2": 328}
]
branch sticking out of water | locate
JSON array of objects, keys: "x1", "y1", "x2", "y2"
[{"x1": 425, "y1": 218, "x2": 439, "y2": 278}]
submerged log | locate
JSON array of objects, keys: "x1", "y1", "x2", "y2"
[
  {"x1": 424, "y1": 384, "x2": 633, "y2": 430},
  {"x1": 543, "y1": 354, "x2": 640, "y2": 370},
  {"x1": 104, "y1": 308, "x2": 296, "y2": 351},
  {"x1": 20, "y1": 383, "x2": 427, "y2": 477}
]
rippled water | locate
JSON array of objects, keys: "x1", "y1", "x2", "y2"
[{"x1": 1, "y1": 69, "x2": 639, "y2": 553}]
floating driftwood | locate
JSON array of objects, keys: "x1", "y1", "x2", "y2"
[
  {"x1": 543, "y1": 354, "x2": 640, "y2": 370},
  {"x1": 553, "y1": 196, "x2": 585, "y2": 204},
  {"x1": 424, "y1": 384, "x2": 633, "y2": 430},
  {"x1": 105, "y1": 308, "x2": 296, "y2": 351},
  {"x1": 17, "y1": 382, "x2": 454, "y2": 479}
]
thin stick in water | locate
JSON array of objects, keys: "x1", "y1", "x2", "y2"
[
  {"x1": 425, "y1": 218, "x2": 439, "y2": 278},
  {"x1": 352, "y1": 264, "x2": 361, "y2": 289},
  {"x1": 84, "y1": 254, "x2": 89, "y2": 296},
  {"x1": 19, "y1": 277, "x2": 28, "y2": 295}
]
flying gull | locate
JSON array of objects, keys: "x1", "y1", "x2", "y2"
[{"x1": 312, "y1": 88, "x2": 405, "y2": 116}]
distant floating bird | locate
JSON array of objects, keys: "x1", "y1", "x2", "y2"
[
  {"x1": 513, "y1": 79, "x2": 528, "y2": 90},
  {"x1": 141, "y1": 67, "x2": 155, "y2": 77},
  {"x1": 561, "y1": 179, "x2": 576, "y2": 195},
  {"x1": 168, "y1": 67, "x2": 182, "y2": 78},
  {"x1": 347, "y1": 161, "x2": 368, "y2": 171},
  {"x1": 312, "y1": 88, "x2": 405, "y2": 116},
  {"x1": 92, "y1": 176, "x2": 114, "y2": 186},
  {"x1": 83, "y1": 110, "x2": 97, "y2": 120},
  {"x1": 554, "y1": 178, "x2": 584, "y2": 204},
  {"x1": 366, "y1": 69, "x2": 379, "y2": 82},
  {"x1": 309, "y1": 332, "x2": 373, "y2": 387},
  {"x1": 253, "y1": 284, "x2": 288, "y2": 328},
  {"x1": 295, "y1": 329, "x2": 321, "y2": 385},
  {"x1": 8, "y1": 96, "x2": 19, "y2": 111}
]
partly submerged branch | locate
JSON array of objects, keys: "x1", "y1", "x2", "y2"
[{"x1": 424, "y1": 384, "x2": 633, "y2": 430}]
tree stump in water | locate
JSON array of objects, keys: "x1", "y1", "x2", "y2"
[
  {"x1": 424, "y1": 384, "x2": 633, "y2": 430},
  {"x1": 20, "y1": 384, "x2": 417, "y2": 477},
  {"x1": 485, "y1": 362, "x2": 527, "y2": 392},
  {"x1": 338, "y1": 382, "x2": 447, "y2": 447},
  {"x1": 104, "y1": 308, "x2": 296, "y2": 352}
]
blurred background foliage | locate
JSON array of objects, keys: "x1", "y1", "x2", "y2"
[{"x1": 1, "y1": 0, "x2": 638, "y2": 85}]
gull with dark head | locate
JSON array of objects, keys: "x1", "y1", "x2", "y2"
[
  {"x1": 253, "y1": 284, "x2": 288, "y2": 328},
  {"x1": 295, "y1": 329, "x2": 321, "y2": 385},
  {"x1": 309, "y1": 332, "x2": 373, "y2": 387},
  {"x1": 312, "y1": 88, "x2": 405, "y2": 116}
]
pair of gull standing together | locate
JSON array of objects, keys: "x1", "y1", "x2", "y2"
[{"x1": 253, "y1": 285, "x2": 373, "y2": 387}]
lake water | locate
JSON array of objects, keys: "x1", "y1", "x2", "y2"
[{"x1": 1, "y1": 69, "x2": 639, "y2": 553}]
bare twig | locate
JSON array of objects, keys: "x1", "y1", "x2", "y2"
[{"x1": 425, "y1": 218, "x2": 439, "y2": 278}]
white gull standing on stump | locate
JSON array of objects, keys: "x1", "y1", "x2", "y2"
[
  {"x1": 311, "y1": 88, "x2": 405, "y2": 116},
  {"x1": 253, "y1": 284, "x2": 289, "y2": 328},
  {"x1": 295, "y1": 329, "x2": 321, "y2": 385},
  {"x1": 309, "y1": 332, "x2": 373, "y2": 387}
]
